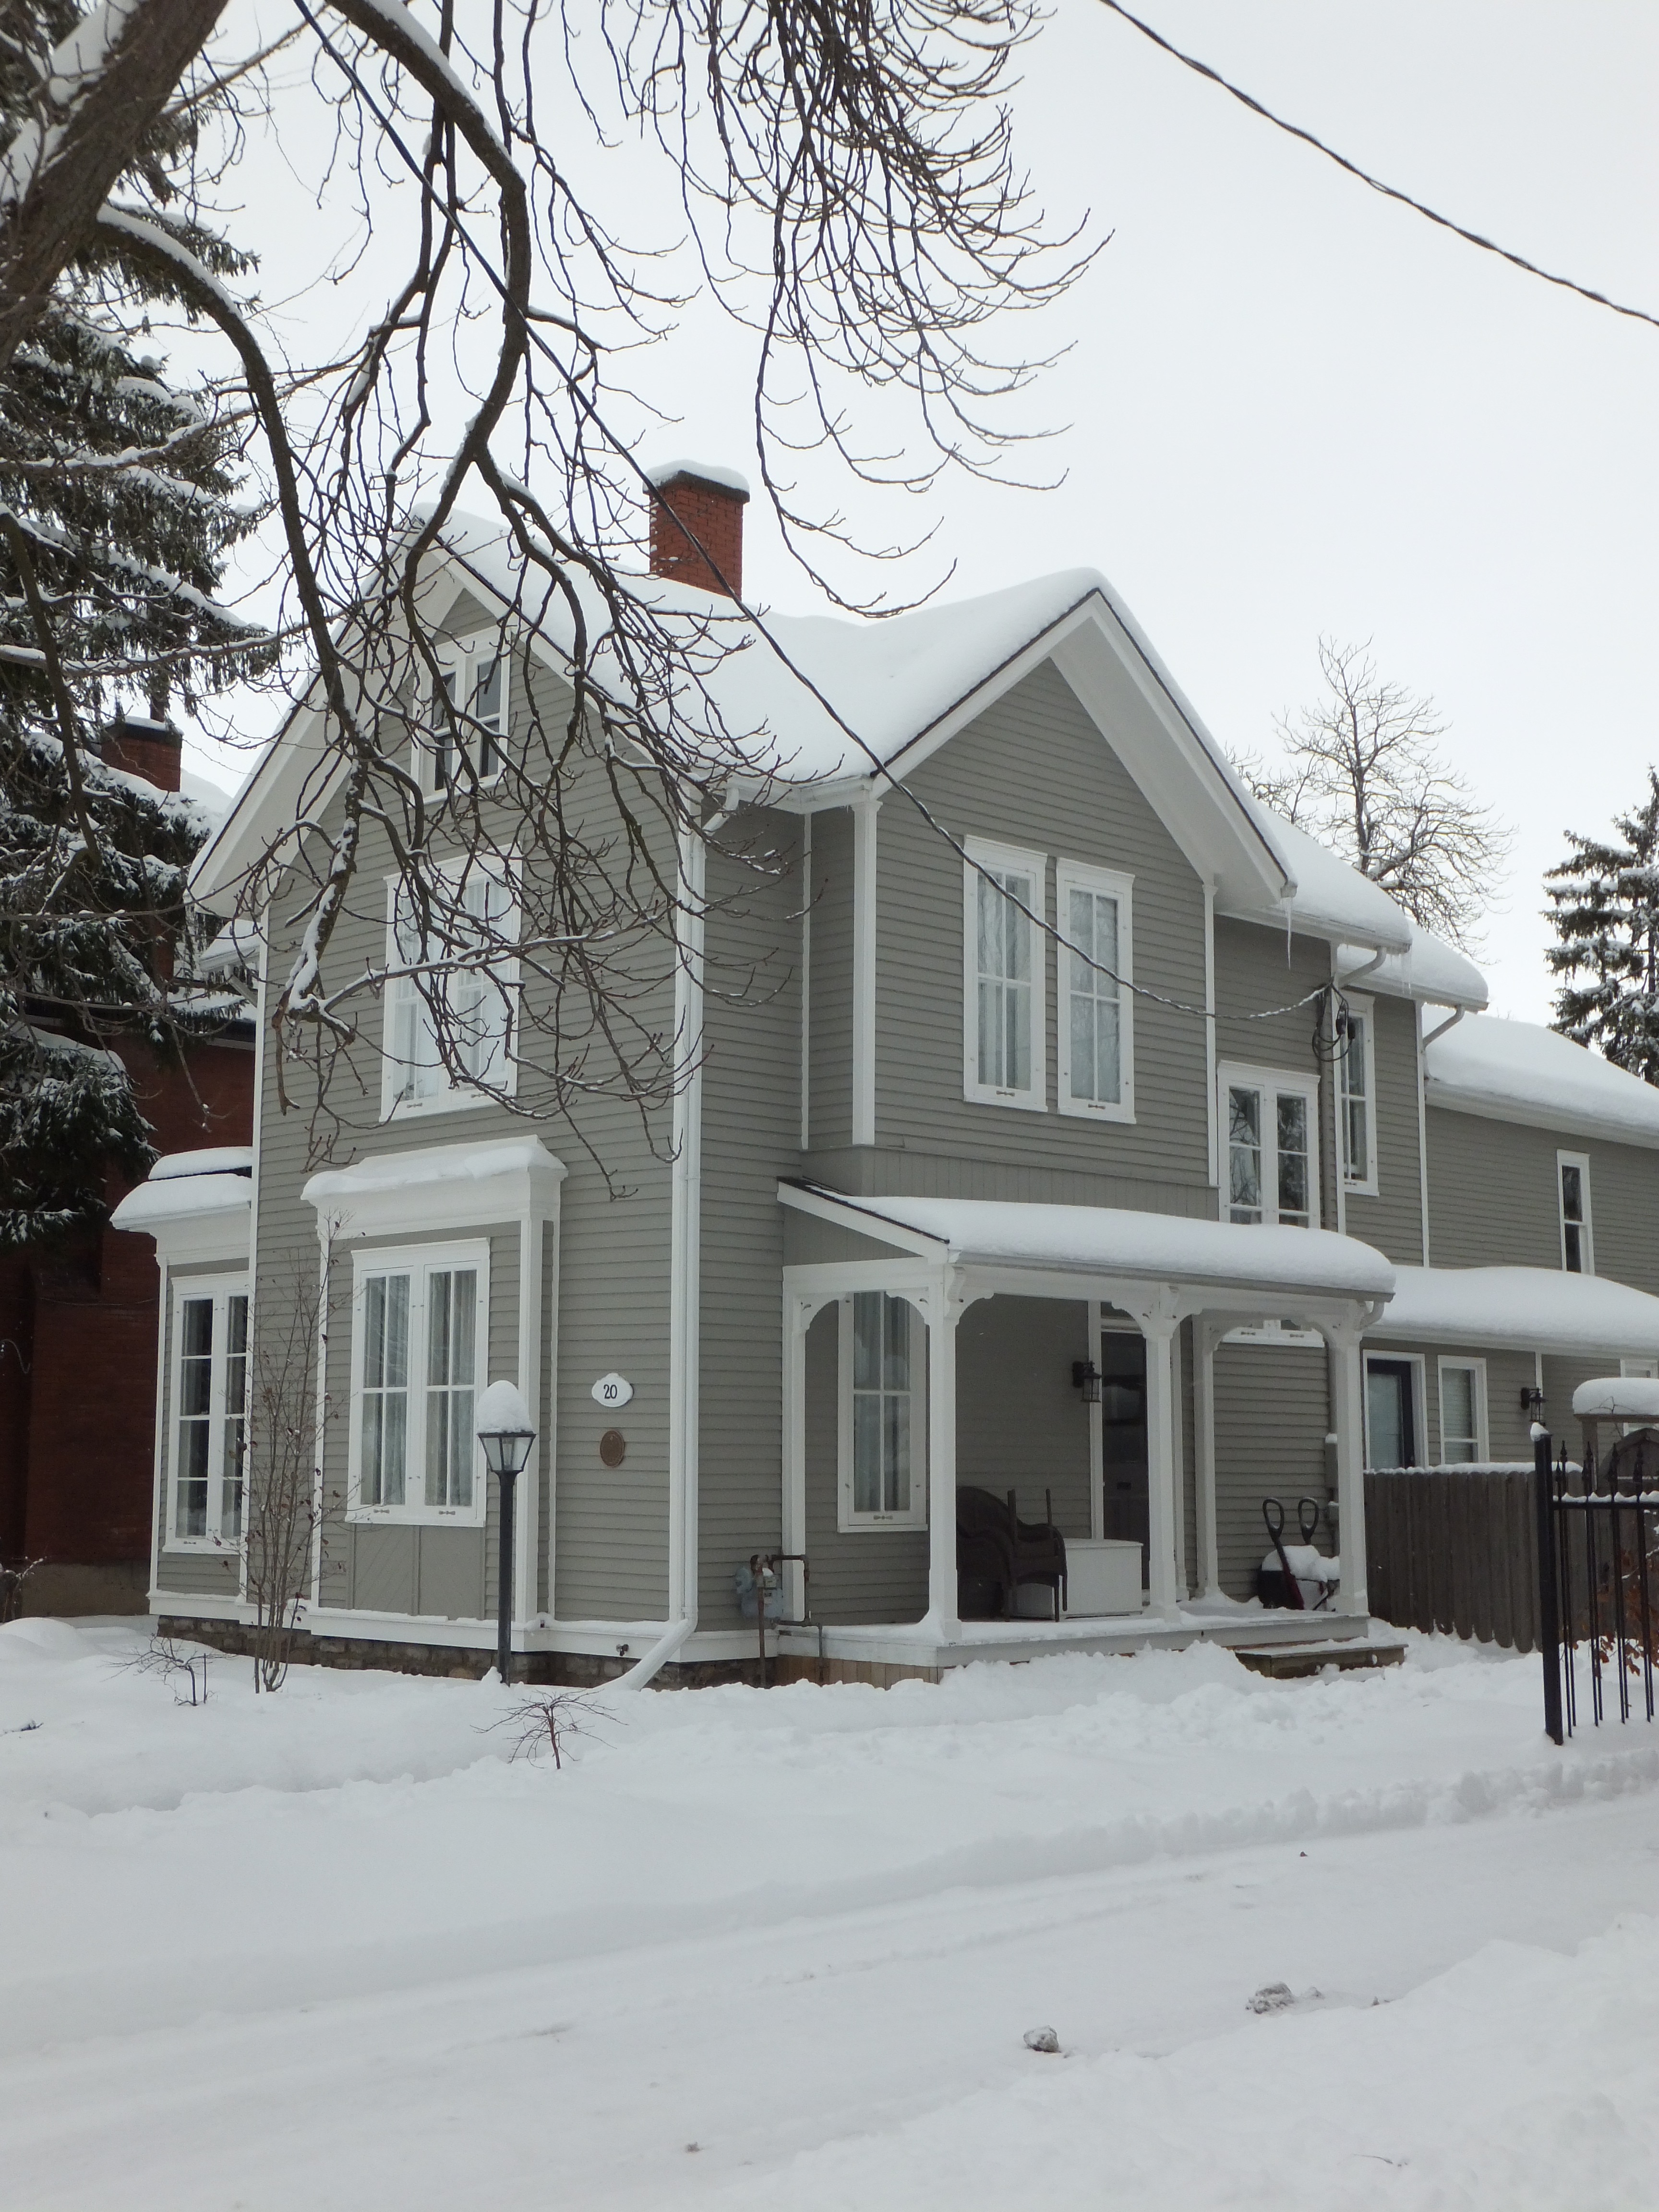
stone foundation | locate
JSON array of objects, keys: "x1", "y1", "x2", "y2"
[{"x1": 154, "y1": 1615, "x2": 756, "y2": 1689}]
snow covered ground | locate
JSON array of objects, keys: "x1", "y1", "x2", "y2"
[{"x1": 3, "y1": 1619, "x2": 1658, "y2": 2210}]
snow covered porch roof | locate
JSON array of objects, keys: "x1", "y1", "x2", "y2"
[
  {"x1": 779, "y1": 1183, "x2": 1395, "y2": 1318},
  {"x1": 1370, "y1": 1265, "x2": 1659, "y2": 1358}
]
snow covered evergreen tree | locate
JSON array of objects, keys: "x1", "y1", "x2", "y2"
[
  {"x1": 0, "y1": 0, "x2": 269, "y2": 1245},
  {"x1": 1546, "y1": 770, "x2": 1659, "y2": 1085}
]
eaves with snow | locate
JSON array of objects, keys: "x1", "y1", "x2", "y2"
[
  {"x1": 192, "y1": 515, "x2": 1486, "y2": 1010},
  {"x1": 1425, "y1": 1014, "x2": 1659, "y2": 1151}
]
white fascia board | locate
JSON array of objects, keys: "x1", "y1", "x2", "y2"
[
  {"x1": 1424, "y1": 1083, "x2": 1659, "y2": 1154},
  {"x1": 778, "y1": 1179, "x2": 949, "y2": 1259}
]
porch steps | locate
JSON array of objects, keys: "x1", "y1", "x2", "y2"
[{"x1": 1233, "y1": 1637, "x2": 1407, "y2": 1680}]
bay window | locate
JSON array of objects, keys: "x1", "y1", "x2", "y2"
[
  {"x1": 349, "y1": 1241, "x2": 489, "y2": 1523},
  {"x1": 167, "y1": 1278, "x2": 249, "y2": 1548}
]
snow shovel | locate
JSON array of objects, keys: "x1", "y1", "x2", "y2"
[
  {"x1": 1298, "y1": 1497, "x2": 1334, "y2": 1612},
  {"x1": 1259, "y1": 1497, "x2": 1305, "y2": 1611}
]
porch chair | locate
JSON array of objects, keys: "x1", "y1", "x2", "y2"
[{"x1": 956, "y1": 1486, "x2": 1068, "y2": 1620}]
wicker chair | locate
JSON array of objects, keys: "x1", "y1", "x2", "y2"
[{"x1": 956, "y1": 1486, "x2": 1068, "y2": 1619}]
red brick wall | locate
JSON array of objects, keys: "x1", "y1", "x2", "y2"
[{"x1": 648, "y1": 474, "x2": 747, "y2": 599}]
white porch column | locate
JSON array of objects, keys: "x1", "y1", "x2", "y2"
[
  {"x1": 924, "y1": 1268, "x2": 964, "y2": 1639},
  {"x1": 1132, "y1": 1287, "x2": 1183, "y2": 1623},
  {"x1": 1193, "y1": 1315, "x2": 1222, "y2": 1599},
  {"x1": 780, "y1": 1287, "x2": 829, "y2": 1623},
  {"x1": 1325, "y1": 1318, "x2": 1370, "y2": 1617}
]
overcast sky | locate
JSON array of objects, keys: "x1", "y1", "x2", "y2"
[{"x1": 183, "y1": 0, "x2": 1659, "y2": 1027}]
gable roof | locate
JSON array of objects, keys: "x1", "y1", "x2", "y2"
[{"x1": 191, "y1": 515, "x2": 1481, "y2": 1001}]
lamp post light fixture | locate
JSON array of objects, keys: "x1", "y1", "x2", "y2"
[{"x1": 476, "y1": 1380, "x2": 536, "y2": 1687}]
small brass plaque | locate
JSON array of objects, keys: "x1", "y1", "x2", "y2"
[{"x1": 599, "y1": 1428, "x2": 626, "y2": 1468}]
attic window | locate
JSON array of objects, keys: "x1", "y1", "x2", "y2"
[{"x1": 427, "y1": 637, "x2": 505, "y2": 790}]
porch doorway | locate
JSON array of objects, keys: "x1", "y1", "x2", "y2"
[
  {"x1": 1366, "y1": 1357, "x2": 1419, "y2": 1469},
  {"x1": 1099, "y1": 1329, "x2": 1149, "y2": 1577}
]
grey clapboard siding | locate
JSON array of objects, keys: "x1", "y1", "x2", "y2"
[
  {"x1": 153, "y1": 1254, "x2": 249, "y2": 1602},
  {"x1": 1341, "y1": 993, "x2": 1426, "y2": 1264},
  {"x1": 1212, "y1": 1342, "x2": 1330, "y2": 1599},
  {"x1": 805, "y1": 811, "x2": 854, "y2": 1151},
  {"x1": 1428, "y1": 1105, "x2": 1659, "y2": 1297},
  {"x1": 697, "y1": 807, "x2": 804, "y2": 1627},
  {"x1": 800, "y1": 1144, "x2": 1218, "y2": 1215},
  {"x1": 880, "y1": 662, "x2": 1211, "y2": 1190},
  {"x1": 956, "y1": 1296, "x2": 1094, "y2": 1538},
  {"x1": 1364, "y1": 1341, "x2": 1539, "y2": 1465},
  {"x1": 803, "y1": 1301, "x2": 927, "y2": 1622},
  {"x1": 782, "y1": 1212, "x2": 912, "y2": 1266}
]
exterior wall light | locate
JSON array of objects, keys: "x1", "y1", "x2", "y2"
[
  {"x1": 477, "y1": 1379, "x2": 536, "y2": 1687},
  {"x1": 1072, "y1": 1359, "x2": 1102, "y2": 1406}
]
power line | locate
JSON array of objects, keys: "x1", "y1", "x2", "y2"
[{"x1": 1094, "y1": 0, "x2": 1659, "y2": 336}]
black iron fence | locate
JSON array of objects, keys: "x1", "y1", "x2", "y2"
[{"x1": 1535, "y1": 1428, "x2": 1659, "y2": 1743}]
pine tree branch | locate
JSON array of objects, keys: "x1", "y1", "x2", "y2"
[{"x1": 0, "y1": 506, "x2": 98, "y2": 862}]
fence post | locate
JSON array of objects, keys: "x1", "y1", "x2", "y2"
[{"x1": 1534, "y1": 1427, "x2": 1564, "y2": 1745}]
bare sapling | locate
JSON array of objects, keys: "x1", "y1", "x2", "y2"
[
  {"x1": 122, "y1": 1635, "x2": 209, "y2": 1704},
  {"x1": 243, "y1": 1242, "x2": 331, "y2": 1692},
  {"x1": 486, "y1": 1690, "x2": 606, "y2": 1770},
  {"x1": 0, "y1": 1555, "x2": 44, "y2": 1624}
]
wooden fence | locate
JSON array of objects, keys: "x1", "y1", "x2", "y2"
[{"x1": 1364, "y1": 1465, "x2": 1543, "y2": 1652}]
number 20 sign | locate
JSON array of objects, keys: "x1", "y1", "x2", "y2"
[{"x1": 590, "y1": 1372, "x2": 634, "y2": 1409}]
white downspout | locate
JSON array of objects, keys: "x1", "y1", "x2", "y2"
[{"x1": 616, "y1": 807, "x2": 723, "y2": 1692}]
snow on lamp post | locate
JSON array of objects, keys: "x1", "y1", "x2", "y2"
[{"x1": 476, "y1": 1380, "x2": 535, "y2": 1688}]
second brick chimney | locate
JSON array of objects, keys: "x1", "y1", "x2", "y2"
[
  {"x1": 100, "y1": 709, "x2": 183, "y2": 794},
  {"x1": 647, "y1": 460, "x2": 750, "y2": 599}
]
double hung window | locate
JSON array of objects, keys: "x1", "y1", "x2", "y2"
[
  {"x1": 1558, "y1": 1152, "x2": 1593, "y2": 1274},
  {"x1": 839, "y1": 1291, "x2": 926, "y2": 1528},
  {"x1": 384, "y1": 863, "x2": 518, "y2": 1116},
  {"x1": 350, "y1": 1242, "x2": 489, "y2": 1523},
  {"x1": 168, "y1": 1279, "x2": 249, "y2": 1547},
  {"x1": 1338, "y1": 996, "x2": 1376, "y2": 1192},
  {"x1": 1056, "y1": 862, "x2": 1134, "y2": 1122},
  {"x1": 1221, "y1": 1065, "x2": 1319, "y2": 1227},
  {"x1": 963, "y1": 839, "x2": 1045, "y2": 1110},
  {"x1": 426, "y1": 636, "x2": 506, "y2": 791},
  {"x1": 1437, "y1": 1358, "x2": 1486, "y2": 1464}
]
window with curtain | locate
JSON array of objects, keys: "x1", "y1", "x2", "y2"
[
  {"x1": 168, "y1": 1281, "x2": 250, "y2": 1547},
  {"x1": 385, "y1": 865, "x2": 517, "y2": 1115},
  {"x1": 963, "y1": 840, "x2": 1045, "y2": 1108},
  {"x1": 1222, "y1": 1068, "x2": 1317, "y2": 1227},
  {"x1": 841, "y1": 1291, "x2": 925, "y2": 1527},
  {"x1": 1057, "y1": 861, "x2": 1134, "y2": 1121},
  {"x1": 351, "y1": 1245, "x2": 489, "y2": 1523}
]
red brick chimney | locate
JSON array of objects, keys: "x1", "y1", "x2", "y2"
[
  {"x1": 101, "y1": 710, "x2": 182, "y2": 793},
  {"x1": 647, "y1": 461, "x2": 750, "y2": 599}
]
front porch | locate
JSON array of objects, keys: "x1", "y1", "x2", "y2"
[{"x1": 778, "y1": 1184, "x2": 1396, "y2": 1672}]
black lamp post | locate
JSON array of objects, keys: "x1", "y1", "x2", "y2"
[{"x1": 476, "y1": 1380, "x2": 536, "y2": 1686}]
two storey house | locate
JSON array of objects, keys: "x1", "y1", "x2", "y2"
[{"x1": 114, "y1": 471, "x2": 1659, "y2": 1684}]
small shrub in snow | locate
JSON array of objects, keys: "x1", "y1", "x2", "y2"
[
  {"x1": 123, "y1": 1637, "x2": 209, "y2": 1706},
  {"x1": 0, "y1": 1555, "x2": 43, "y2": 1625},
  {"x1": 488, "y1": 1691, "x2": 604, "y2": 1770}
]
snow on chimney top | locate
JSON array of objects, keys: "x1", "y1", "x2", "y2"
[
  {"x1": 646, "y1": 460, "x2": 750, "y2": 599},
  {"x1": 100, "y1": 710, "x2": 182, "y2": 793}
]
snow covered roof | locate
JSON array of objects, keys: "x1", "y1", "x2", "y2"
[
  {"x1": 645, "y1": 458, "x2": 750, "y2": 498},
  {"x1": 1372, "y1": 1265, "x2": 1659, "y2": 1356},
  {"x1": 783, "y1": 1185, "x2": 1395, "y2": 1306},
  {"x1": 110, "y1": 1168, "x2": 251, "y2": 1233},
  {"x1": 1572, "y1": 1376, "x2": 1659, "y2": 1421},
  {"x1": 1424, "y1": 1016, "x2": 1659, "y2": 1149},
  {"x1": 150, "y1": 1146, "x2": 253, "y2": 1180}
]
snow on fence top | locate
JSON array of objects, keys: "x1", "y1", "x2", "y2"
[
  {"x1": 1377, "y1": 1264, "x2": 1659, "y2": 1357},
  {"x1": 796, "y1": 1189, "x2": 1397, "y2": 1302},
  {"x1": 1425, "y1": 1014, "x2": 1659, "y2": 1149},
  {"x1": 1572, "y1": 1376, "x2": 1659, "y2": 1422}
]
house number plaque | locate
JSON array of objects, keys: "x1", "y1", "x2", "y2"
[{"x1": 591, "y1": 1372, "x2": 634, "y2": 1408}]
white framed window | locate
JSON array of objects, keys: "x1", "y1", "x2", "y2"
[
  {"x1": 1219, "y1": 1063, "x2": 1320, "y2": 1227},
  {"x1": 1437, "y1": 1358, "x2": 1487, "y2": 1464},
  {"x1": 422, "y1": 633, "x2": 507, "y2": 792},
  {"x1": 348, "y1": 1240, "x2": 490, "y2": 1525},
  {"x1": 1338, "y1": 994, "x2": 1377, "y2": 1195},
  {"x1": 838, "y1": 1291, "x2": 927, "y2": 1529},
  {"x1": 1558, "y1": 1151, "x2": 1593, "y2": 1274},
  {"x1": 962, "y1": 837, "x2": 1046, "y2": 1111},
  {"x1": 166, "y1": 1277, "x2": 249, "y2": 1549},
  {"x1": 382, "y1": 861, "x2": 518, "y2": 1118},
  {"x1": 1056, "y1": 860, "x2": 1134, "y2": 1123}
]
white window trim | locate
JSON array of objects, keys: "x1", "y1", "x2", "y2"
[
  {"x1": 1055, "y1": 858, "x2": 1135, "y2": 1124},
  {"x1": 1557, "y1": 1149, "x2": 1594, "y2": 1275},
  {"x1": 164, "y1": 1274, "x2": 250, "y2": 1553},
  {"x1": 962, "y1": 835, "x2": 1047, "y2": 1113},
  {"x1": 1436, "y1": 1356, "x2": 1488, "y2": 1465},
  {"x1": 1339, "y1": 992, "x2": 1379, "y2": 1197},
  {"x1": 1363, "y1": 1350, "x2": 1427, "y2": 1470},
  {"x1": 415, "y1": 630, "x2": 509, "y2": 795},
  {"x1": 836, "y1": 1292, "x2": 928, "y2": 1531},
  {"x1": 347, "y1": 1238, "x2": 491, "y2": 1527},
  {"x1": 380, "y1": 860, "x2": 521, "y2": 1122},
  {"x1": 1217, "y1": 1060, "x2": 1322, "y2": 1229},
  {"x1": 1223, "y1": 1321, "x2": 1325, "y2": 1348}
]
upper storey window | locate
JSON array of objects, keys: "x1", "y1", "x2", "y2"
[
  {"x1": 1222, "y1": 1064, "x2": 1319, "y2": 1228},
  {"x1": 962, "y1": 839, "x2": 1046, "y2": 1111},
  {"x1": 1338, "y1": 995, "x2": 1376, "y2": 1194},
  {"x1": 1057, "y1": 862, "x2": 1135, "y2": 1123},
  {"x1": 424, "y1": 634, "x2": 506, "y2": 792},
  {"x1": 383, "y1": 861, "x2": 518, "y2": 1117},
  {"x1": 1559, "y1": 1152, "x2": 1593, "y2": 1274}
]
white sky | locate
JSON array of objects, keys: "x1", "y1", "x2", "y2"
[{"x1": 181, "y1": 0, "x2": 1659, "y2": 1026}]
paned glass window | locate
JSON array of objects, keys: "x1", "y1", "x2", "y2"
[
  {"x1": 1340, "y1": 1007, "x2": 1374, "y2": 1189},
  {"x1": 1559, "y1": 1154, "x2": 1593, "y2": 1274},
  {"x1": 431, "y1": 642, "x2": 505, "y2": 788},
  {"x1": 1439, "y1": 1361, "x2": 1483, "y2": 1464},
  {"x1": 385, "y1": 866, "x2": 517, "y2": 1113},
  {"x1": 351, "y1": 1247, "x2": 489, "y2": 1522},
  {"x1": 1223, "y1": 1070, "x2": 1319, "y2": 1227},
  {"x1": 168, "y1": 1280, "x2": 251, "y2": 1547},
  {"x1": 1055, "y1": 862, "x2": 1134, "y2": 1120},
  {"x1": 976, "y1": 866, "x2": 1034, "y2": 1093}
]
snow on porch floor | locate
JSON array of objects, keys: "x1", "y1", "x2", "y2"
[{"x1": 3, "y1": 1617, "x2": 1659, "y2": 2210}]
